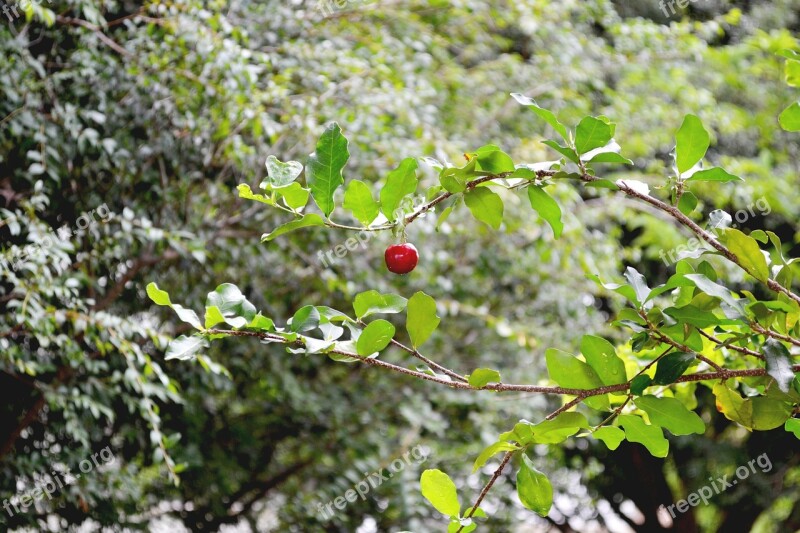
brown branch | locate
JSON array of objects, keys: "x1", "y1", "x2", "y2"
[
  {"x1": 697, "y1": 329, "x2": 765, "y2": 361},
  {"x1": 206, "y1": 329, "x2": 800, "y2": 395},
  {"x1": 751, "y1": 323, "x2": 800, "y2": 349},
  {"x1": 600, "y1": 176, "x2": 800, "y2": 306},
  {"x1": 456, "y1": 450, "x2": 515, "y2": 533}
]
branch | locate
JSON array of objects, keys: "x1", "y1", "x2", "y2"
[
  {"x1": 206, "y1": 329, "x2": 800, "y2": 395},
  {"x1": 600, "y1": 175, "x2": 800, "y2": 306},
  {"x1": 697, "y1": 329, "x2": 765, "y2": 361},
  {"x1": 456, "y1": 450, "x2": 515, "y2": 533}
]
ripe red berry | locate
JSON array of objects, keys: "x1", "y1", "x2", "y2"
[{"x1": 385, "y1": 243, "x2": 419, "y2": 275}]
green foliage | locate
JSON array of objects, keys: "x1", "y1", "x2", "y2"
[{"x1": 4, "y1": 1, "x2": 800, "y2": 532}]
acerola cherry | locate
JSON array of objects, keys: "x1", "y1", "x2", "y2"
[{"x1": 385, "y1": 243, "x2": 419, "y2": 274}]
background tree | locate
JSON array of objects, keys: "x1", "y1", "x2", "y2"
[{"x1": 1, "y1": 0, "x2": 799, "y2": 531}]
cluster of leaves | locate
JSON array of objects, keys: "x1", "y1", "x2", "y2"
[{"x1": 153, "y1": 87, "x2": 800, "y2": 530}]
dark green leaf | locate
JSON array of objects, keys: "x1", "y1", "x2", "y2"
[
  {"x1": 764, "y1": 339, "x2": 795, "y2": 393},
  {"x1": 630, "y1": 375, "x2": 652, "y2": 396},
  {"x1": 653, "y1": 352, "x2": 695, "y2": 385},
  {"x1": 307, "y1": 123, "x2": 349, "y2": 217}
]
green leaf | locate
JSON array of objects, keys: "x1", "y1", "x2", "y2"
[
  {"x1": 764, "y1": 339, "x2": 795, "y2": 393},
  {"x1": 684, "y1": 274, "x2": 744, "y2": 313},
  {"x1": 531, "y1": 412, "x2": 590, "y2": 444},
  {"x1": 380, "y1": 158, "x2": 418, "y2": 221},
  {"x1": 356, "y1": 319, "x2": 396, "y2": 356},
  {"x1": 204, "y1": 306, "x2": 226, "y2": 329},
  {"x1": 751, "y1": 397, "x2": 792, "y2": 430},
  {"x1": 617, "y1": 415, "x2": 669, "y2": 457},
  {"x1": 464, "y1": 187, "x2": 504, "y2": 230},
  {"x1": 343, "y1": 180, "x2": 380, "y2": 225},
  {"x1": 545, "y1": 348, "x2": 609, "y2": 410},
  {"x1": 678, "y1": 191, "x2": 698, "y2": 215},
  {"x1": 526, "y1": 186, "x2": 563, "y2": 238},
  {"x1": 630, "y1": 375, "x2": 652, "y2": 396},
  {"x1": 580, "y1": 335, "x2": 627, "y2": 385},
  {"x1": 685, "y1": 167, "x2": 742, "y2": 183},
  {"x1": 516, "y1": 454, "x2": 552, "y2": 516},
  {"x1": 420, "y1": 469, "x2": 460, "y2": 517},
  {"x1": 147, "y1": 282, "x2": 172, "y2": 306},
  {"x1": 407, "y1": 292, "x2": 440, "y2": 348},
  {"x1": 473, "y1": 145, "x2": 515, "y2": 173},
  {"x1": 585, "y1": 151, "x2": 633, "y2": 165},
  {"x1": 306, "y1": 123, "x2": 349, "y2": 217},
  {"x1": 165, "y1": 335, "x2": 209, "y2": 361},
  {"x1": 575, "y1": 116, "x2": 614, "y2": 155},
  {"x1": 663, "y1": 305, "x2": 721, "y2": 328},
  {"x1": 713, "y1": 382, "x2": 753, "y2": 428},
  {"x1": 439, "y1": 158, "x2": 480, "y2": 194},
  {"x1": 205, "y1": 283, "x2": 257, "y2": 327},
  {"x1": 592, "y1": 426, "x2": 625, "y2": 450},
  {"x1": 147, "y1": 282, "x2": 202, "y2": 330},
  {"x1": 262, "y1": 213, "x2": 325, "y2": 242},
  {"x1": 273, "y1": 182, "x2": 310, "y2": 211},
  {"x1": 263, "y1": 155, "x2": 303, "y2": 187},
  {"x1": 472, "y1": 441, "x2": 519, "y2": 472},
  {"x1": 291, "y1": 305, "x2": 320, "y2": 333},
  {"x1": 624, "y1": 266, "x2": 651, "y2": 306},
  {"x1": 653, "y1": 352, "x2": 695, "y2": 385},
  {"x1": 779, "y1": 102, "x2": 800, "y2": 131},
  {"x1": 634, "y1": 395, "x2": 705, "y2": 435},
  {"x1": 786, "y1": 57, "x2": 800, "y2": 87},
  {"x1": 247, "y1": 313, "x2": 275, "y2": 331},
  {"x1": 237, "y1": 183, "x2": 275, "y2": 205},
  {"x1": 542, "y1": 140, "x2": 580, "y2": 164},
  {"x1": 718, "y1": 228, "x2": 770, "y2": 283},
  {"x1": 785, "y1": 418, "x2": 800, "y2": 439},
  {"x1": 353, "y1": 291, "x2": 407, "y2": 319},
  {"x1": 511, "y1": 93, "x2": 569, "y2": 141},
  {"x1": 675, "y1": 114, "x2": 710, "y2": 174},
  {"x1": 468, "y1": 368, "x2": 501, "y2": 388}
]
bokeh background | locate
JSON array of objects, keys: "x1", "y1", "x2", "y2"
[{"x1": 1, "y1": 0, "x2": 799, "y2": 531}]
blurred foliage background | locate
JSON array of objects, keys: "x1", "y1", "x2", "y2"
[{"x1": 1, "y1": 0, "x2": 799, "y2": 531}]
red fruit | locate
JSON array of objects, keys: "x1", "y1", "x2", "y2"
[{"x1": 385, "y1": 243, "x2": 419, "y2": 274}]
